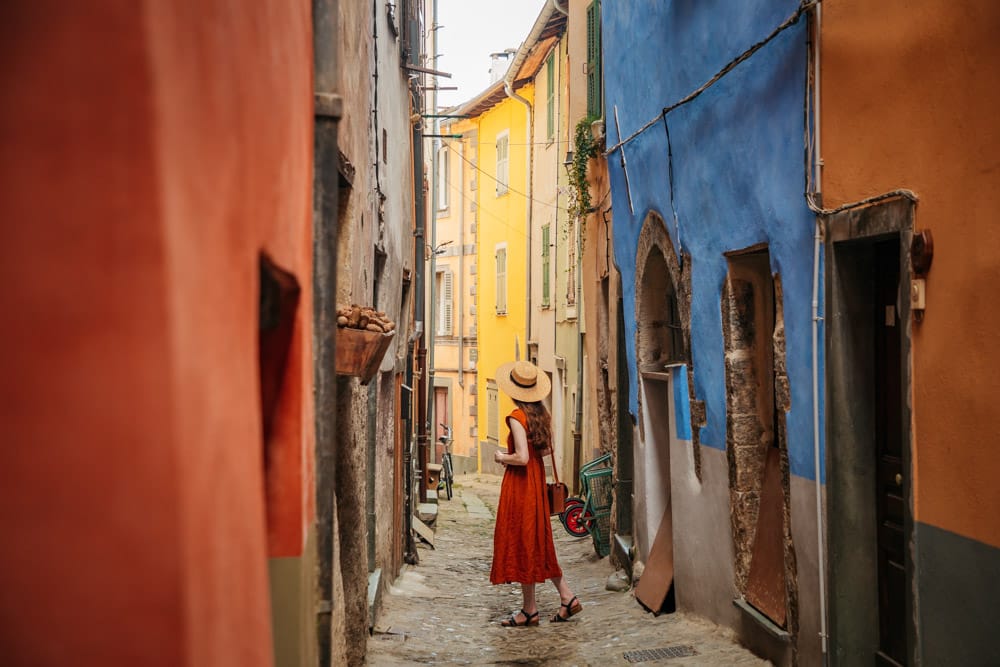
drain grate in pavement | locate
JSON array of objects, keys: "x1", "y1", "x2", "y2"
[{"x1": 622, "y1": 645, "x2": 698, "y2": 662}]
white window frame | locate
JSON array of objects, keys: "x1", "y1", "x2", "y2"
[
  {"x1": 435, "y1": 267, "x2": 454, "y2": 336},
  {"x1": 495, "y1": 131, "x2": 509, "y2": 196},
  {"x1": 437, "y1": 145, "x2": 449, "y2": 211}
]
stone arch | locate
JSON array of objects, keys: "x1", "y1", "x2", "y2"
[{"x1": 634, "y1": 211, "x2": 703, "y2": 478}]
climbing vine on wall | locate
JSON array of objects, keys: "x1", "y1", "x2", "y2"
[{"x1": 568, "y1": 116, "x2": 600, "y2": 233}]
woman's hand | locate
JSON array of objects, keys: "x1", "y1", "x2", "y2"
[{"x1": 494, "y1": 450, "x2": 506, "y2": 467}]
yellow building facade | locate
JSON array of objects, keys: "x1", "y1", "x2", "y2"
[
  {"x1": 474, "y1": 88, "x2": 533, "y2": 469},
  {"x1": 443, "y1": 80, "x2": 533, "y2": 471}
]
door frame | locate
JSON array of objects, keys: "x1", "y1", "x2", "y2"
[{"x1": 824, "y1": 198, "x2": 917, "y2": 666}]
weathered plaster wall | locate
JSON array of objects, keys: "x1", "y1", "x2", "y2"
[
  {"x1": 605, "y1": 0, "x2": 817, "y2": 478},
  {"x1": 823, "y1": 0, "x2": 1000, "y2": 547},
  {"x1": 604, "y1": 1, "x2": 818, "y2": 663},
  {"x1": 0, "y1": 1, "x2": 313, "y2": 665},
  {"x1": 822, "y1": 1, "x2": 1000, "y2": 662}
]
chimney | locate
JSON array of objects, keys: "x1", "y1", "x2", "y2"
[{"x1": 488, "y1": 49, "x2": 517, "y2": 84}]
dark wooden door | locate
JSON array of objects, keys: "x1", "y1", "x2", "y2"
[{"x1": 873, "y1": 239, "x2": 906, "y2": 666}]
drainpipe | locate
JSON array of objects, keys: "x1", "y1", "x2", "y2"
[
  {"x1": 503, "y1": 80, "x2": 533, "y2": 352},
  {"x1": 414, "y1": 103, "x2": 429, "y2": 506},
  {"x1": 575, "y1": 211, "x2": 584, "y2": 477},
  {"x1": 312, "y1": 1, "x2": 340, "y2": 663},
  {"x1": 458, "y1": 136, "x2": 465, "y2": 388},
  {"x1": 504, "y1": 4, "x2": 551, "y2": 357},
  {"x1": 810, "y1": 1, "x2": 829, "y2": 659},
  {"x1": 426, "y1": 0, "x2": 441, "y2": 459}
]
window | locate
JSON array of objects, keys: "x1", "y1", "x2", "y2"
[
  {"x1": 541, "y1": 224, "x2": 551, "y2": 308},
  {"x1": 437, "y1": 145, "x2": 449, "y2": 210},
  {"x1": 487, "y1": 380, "x2": 499, "y2": 443},
  {"x1": 496, "y1": 132, "x2": 509, "y2": 196},
  {"x1": 435, "y1": 268, "x2": 453, "y2": 336},
  {"x1": 566, "y1": 217, "x2": 577, "y2": 307},
  {"x1": 546, "y1": 52, "x2": 556, "y2": 141},
  {"x1": 586, "y1": 0, "x2": 603, "y2": 119},
  {"x1": 495, "y1": 244, "x2": 507, "y2": 315}
]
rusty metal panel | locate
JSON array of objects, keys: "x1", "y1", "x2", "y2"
[
  {"x1": 745, "y1": 447, "x2": 787, "y2": 627},
  {"x1": 635, "y1": 508, "x2": 674, "y2": 614}
]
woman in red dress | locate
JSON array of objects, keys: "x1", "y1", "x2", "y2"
[{"x1": 490, "y1": 360, "x2": 583, "y2": 627}]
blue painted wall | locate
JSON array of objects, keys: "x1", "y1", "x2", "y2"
[{"x1": 604, "y1": 0, "x2": 824, "y2": 480}]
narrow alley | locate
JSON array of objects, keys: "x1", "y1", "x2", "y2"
[
  {"x1": 368, "y1": 475, "x2": 768, "y2": 666},
  {"x1": 3, "y1": 1, "x2": 1000, "y2": 666}
]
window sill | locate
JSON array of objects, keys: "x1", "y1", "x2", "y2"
[{"x1": 732, "y1": 598, "x2": 791, "y2": 643}]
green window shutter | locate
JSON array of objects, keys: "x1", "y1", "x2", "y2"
[
  {"x1": 541, "y1": 225, "x2": 551, "y2": 307},
  {"x1": 546, "y1": 53, "x2": 555, "y2": 140},
  {"x1": 587, "y1": 0, "x2": 603, "y2": 119}
]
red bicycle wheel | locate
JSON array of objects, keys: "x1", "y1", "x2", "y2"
[{"x1": 561, "y1": 504, "x2": 593, "y2": 538}]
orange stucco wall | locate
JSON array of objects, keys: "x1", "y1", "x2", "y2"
[
  {"x1": 0, "y1": 1, "x2": 313, "y2": 665},
  {"x1": 822, "y1": 0, "x2": 1000, "y2": 549}
]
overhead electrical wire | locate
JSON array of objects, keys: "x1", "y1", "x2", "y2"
[
  {"x1": 604, "y1": 0, "x2": 819, "y2": 157},
  {"x1": 445, "y1": 142, "x2": 569, "y2": 213}
]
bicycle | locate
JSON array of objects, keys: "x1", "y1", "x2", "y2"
[{"x1": 437, "y1": 423, "x2": 454, "y2": 500}]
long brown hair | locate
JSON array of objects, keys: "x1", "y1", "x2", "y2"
[{"x1": 514, "y1": 399, "x2": 552, "y2": 451}]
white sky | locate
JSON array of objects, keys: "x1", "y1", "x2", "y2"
[{"x1": 432, "y1": 0, "x2": 547, "y2": 108}]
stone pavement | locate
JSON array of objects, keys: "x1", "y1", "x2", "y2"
[{"x1": 368, "y1": 474, "x2": 770, "y2": 666}]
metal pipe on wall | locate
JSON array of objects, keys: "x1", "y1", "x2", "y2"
[
  {"x1": 311, "y1": 2, "x2": 341, "y2": 665},
  {"x1": 809, "y1": 2, "x2": 829, "y2": 659}
]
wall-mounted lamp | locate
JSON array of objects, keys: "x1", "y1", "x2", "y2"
[
  {"x1": 563, "y1": 150, "x2": 574, "y2": 176},
  {"x1": 910, "y1": 229, "x2": 933, "y2": 323},
  {"x1": 426, "y1": 240, "x2": 453, "y2": 259}
]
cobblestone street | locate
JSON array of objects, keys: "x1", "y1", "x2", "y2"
[{"x1": 368, "y1": 474, "x2": 770, "y2": 666}]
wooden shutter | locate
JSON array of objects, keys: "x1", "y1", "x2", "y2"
[
  {"x1": 496, "y1": 246, "x2": 507, "y2": 314},
  {"x1": 546, "y1": 53, "x2": 555, "y2": 140},
  {"x1": 496, "y1": 134, "x2": 509, "y2": 195},
  {"x1": 586, "y1": 0, "x2": 603, "y2": 119},
  {"x1": 443, "y1": 270, "x2": 454, "y2": 335},
  {"x1": 542, "y1": 224, "x2": 551, "y2": 307},
  {"x1": 487, "y1": 380, "x2": 499, "y2": 443},
  {"x1": 437, "y1": 146, "x2": 449, "y2": 210}
]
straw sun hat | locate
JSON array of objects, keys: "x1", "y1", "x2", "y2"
[{"x1": 496, "y1": 360, "x2": 551, "y2": 403}]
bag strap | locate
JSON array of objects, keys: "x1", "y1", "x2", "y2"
[{"x1": 548, "y1": 447, "x2": 560, "y2": 484}]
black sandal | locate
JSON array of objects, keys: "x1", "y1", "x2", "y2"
[
  {"x1": 500, "y1": 608, "x2": 539, "y2": 627},
  {"x1": 551, "y1": 595, "x2": 583, "y2": 622}
]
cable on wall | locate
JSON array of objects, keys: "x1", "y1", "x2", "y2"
[{"x1": 605, "y1": 0, "x2": 819, "y2": 158}]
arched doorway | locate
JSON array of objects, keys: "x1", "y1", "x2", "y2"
[{"x1": 632, "y1": 212, "x2": 687, "y2": 613}]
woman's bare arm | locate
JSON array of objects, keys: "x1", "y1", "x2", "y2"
[{"x1": 494, "y1": 418, "x2": 530, "y2": 466}]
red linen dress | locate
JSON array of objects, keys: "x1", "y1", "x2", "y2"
[{"x1": 490, "y1": 409, "x2": 563, "y2": 584}]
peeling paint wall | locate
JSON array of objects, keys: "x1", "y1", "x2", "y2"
[{"x1": 604, "y1": 1, "x2": 820, "y2": 664}]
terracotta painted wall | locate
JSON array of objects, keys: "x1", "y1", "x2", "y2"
[
  {"x1": 821, "y1": 0, "x2": 1000, "y2": 550},
  {"x1": 0, "y1": 1, "x2": 313, "y2": 665}
]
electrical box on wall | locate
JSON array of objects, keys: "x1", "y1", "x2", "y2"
[{"x1": 910, "y1": 279, "x2": 926, "y2": 310}]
